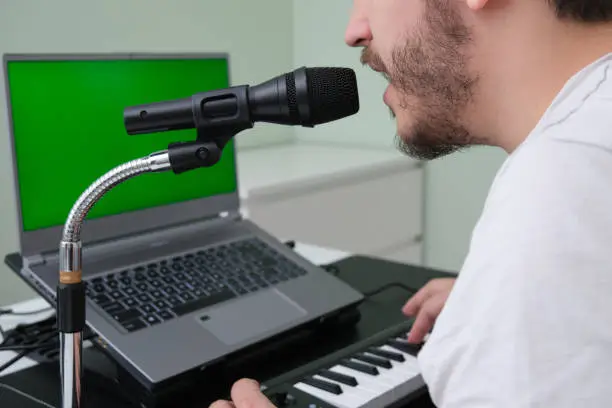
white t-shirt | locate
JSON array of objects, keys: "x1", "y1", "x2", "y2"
[{"x1": 418, "y1": 53, "x2": 612, "y2": 407}]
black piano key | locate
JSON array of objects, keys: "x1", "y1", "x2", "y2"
[
  {"x1": 340, "y1": 359, "x2": 379, "y2": 375},
  {"x1": 318, "y1": 369, "x2": 358, "y2": 386},
  {"x1": 387, "y1": 339, "x2": 421, "y2": 354},
  {"x1": 368, "y1": 347, "x2": 405, "y2": 362},
  {"x1": 301, "y1": 377, "x2": 343, "y2": 395},
  {"x1": 353, "y1": 353, "x2": 392, "y2": 369}
]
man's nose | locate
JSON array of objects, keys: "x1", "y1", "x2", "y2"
[{"x1": 344, "y1": 7, "x2": 371, "y2": 47}]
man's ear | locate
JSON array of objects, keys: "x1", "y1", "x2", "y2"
[{"x1": 466, "y1": 0, "x2": 489, "y2": 10}]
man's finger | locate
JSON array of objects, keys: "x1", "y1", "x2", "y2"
[
  {"x1": 402, "y1": 281, "x2": 436, "y2": 316},
  {"x1": 231, "y1": 378, "x2": 275, "y2": 408},
  {"x1": 407, "y1": 295, "x2": 445, "y2": 343},
  {"x1": 210, "y1": 400, "x2": 235, "y2": 408}
]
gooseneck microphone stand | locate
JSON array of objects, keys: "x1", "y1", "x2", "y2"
[{"x1": 57, "y1": 139, "x2": 225, "y2": 408}]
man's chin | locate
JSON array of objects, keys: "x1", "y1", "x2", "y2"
[{"x1": 394, "y1": 134, "x2": 466, "y2": 161}]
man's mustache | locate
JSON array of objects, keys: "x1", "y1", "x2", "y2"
[{"x1": 361, "y1": 48, "x2": 392, "y2": 82}]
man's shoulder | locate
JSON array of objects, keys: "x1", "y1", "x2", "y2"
[{"x1": 536, "y1": 58, "x2": 612, "y2": 152}]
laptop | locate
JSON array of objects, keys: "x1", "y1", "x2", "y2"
[{"x1": 2, "y1": 53, "x2": 364, "y2": 389}]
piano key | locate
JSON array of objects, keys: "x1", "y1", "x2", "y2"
[
  {"x1": 386, "y1": 338, "x2": 419, "y2": 354},
  {"x1": 367, "y1": 347, "x2": 405, "y2": 362},
  {"x1": 302, "y1": 376, "x2": 343, "y2": 395},
  {"x1": 329, "y1": 365, "x2": 390, "y2": 392},
  {"x1": 348, "y1": 358, "x2": 404, "y2": 388},
  {"x1": 327, "y1": 358, "x2": 414, "y2": 408},
  {"x1": 340, "y1": 359, "x2": 379, "y2": 376},
  {"x1": 377, "y1": 344, "x2": 420, "y2": 375},
  {"x1": 365, "y1": 356, "x2": 419, "y2": 400},
  {"x1": 318, "y1": 369, "x2": 358, "y2": 386},
  {"x1": 311, "y1": 374, "x2": 382, "y2": 408},
  {"x1": 294, "y1": 381, "x2": 361, "y2": 408},
  {"x1": 353, "y1": 353, "x2": 392, "y2": 369}
]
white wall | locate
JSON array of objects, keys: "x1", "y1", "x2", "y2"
[
  {"x1": 0, "y1": 0, "x2": 295, "y2": 306},
  {"x1": 423, "y1": 147, "x2": 506, "y2": 271},
  {"x1": 291, "y1": 0, "x2": 508, "y2": 272}
]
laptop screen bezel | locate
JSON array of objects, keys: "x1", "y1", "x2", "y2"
[{"x1": 2, "y1": 52, "x2": 241, "y2": 258}]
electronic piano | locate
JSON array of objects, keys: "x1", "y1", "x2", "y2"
[{"x1": 260, "y1": 320, "x2": 426, "y2": 408}]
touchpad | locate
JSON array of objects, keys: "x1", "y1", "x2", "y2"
[{"x1": 197, "y1": 290, "x2": 307, "y2": 345}]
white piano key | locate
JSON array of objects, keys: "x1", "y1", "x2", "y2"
[
  {"x1": 376, "y1": 345, "x2": 421, "y2": 375},
  {"x1": 347, "y1": 353, "x2": 420, "y2": 407},
  {"x1": 329, "y1": 365, "x2": 395, "y2": 408},
  {"x1": 312, "y1": 374, "x2": 378, "y2": 402}
]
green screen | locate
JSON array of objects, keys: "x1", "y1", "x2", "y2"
[{"x1": 5, "y1": 56, "x2": 237, "y2": 232}]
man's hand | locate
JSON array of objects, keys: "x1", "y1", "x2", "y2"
[
  {"x1": 402, "y1": 278, "x2": 456, "y2": 344},
  {"x1": 210, "y1": 378, "x2": 276, "y2": 408}
]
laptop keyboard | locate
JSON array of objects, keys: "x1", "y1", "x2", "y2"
[{"x1": 84, "y1": 238, "x2": 309, "y2": 333}]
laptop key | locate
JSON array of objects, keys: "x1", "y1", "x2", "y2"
[
  {"x1": 109, "y1": 290, "x2": 124, "y2": 300},
  {"x1": 172, "y1": 289, "x2": 236, "y2": 316},
  {"x1": 112, "y1": 308, "x2": 142, "y2": 324},
  {"x1": 92, "y1": 294, "x2": 112, "y2": 305},
  {"x1": 106, "y1": 280, "x2": 119, "y2": 289},
  {"x1": 123, "y1": 298, "x2": 138, "y2": 308},
  {"x1": 102, "y1": 302, "x2": 125, "y2": 314},
  {"x1": 122, "y1": 318, "x2": 146, "y2": 332},
  {"x1": 167, "y1": 296, "x2": 183, "y2": 306},
  {"x1": 157, "y1": 310, "x2": 174, "y2": 320},
  {"x1": 141, "y1": 304, "x2": 156, "y2": 314},
  {"x1": 93, "y1": 284, "x2": 106, "y2": 293},
  {"x1": 144, "y1": 314, "x2": 161, "y2": 325},
  {"x1": 154, "y1": 299, "x2": 169, "y2": 310},
  {"x1": 150, "y1": 280, "x2": 163, "y2": 288},
  {"x1": 124, "y1": 287, "x2": 137, "y2": 296},
  {"x1": 150, "y1": 290, "x2": 163, "y2": 299}
]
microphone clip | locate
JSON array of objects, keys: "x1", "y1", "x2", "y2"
[{"x1": 167, "y1": 139, "x2": 222, "y2": 174}]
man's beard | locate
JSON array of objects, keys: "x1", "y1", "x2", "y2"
[{"x1": 362, "y1": 0, "x2": 480, "y2": 160}]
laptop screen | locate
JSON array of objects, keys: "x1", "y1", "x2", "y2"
[{"x1": 4, "y1": 55, "x2": 237, "y2": 233}]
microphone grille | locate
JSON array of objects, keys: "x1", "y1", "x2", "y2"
[{"x1": 305, "y1": 67, "x2": 359, "y2": 125}]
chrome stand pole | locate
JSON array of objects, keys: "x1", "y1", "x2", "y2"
[{"x1": 57, "y1": 151, "x2": 171, "y2": 408}]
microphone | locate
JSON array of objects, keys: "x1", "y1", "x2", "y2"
[{"x1": 123, "y1": 66, "x2": 359, "y2": 136}]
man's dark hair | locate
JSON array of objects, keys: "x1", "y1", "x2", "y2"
[{"x1": 551, "y1": 0, "x2": 612, "y2": 22}]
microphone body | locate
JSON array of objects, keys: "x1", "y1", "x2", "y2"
[{"x1": 123, "y1": 67, "x2": 359, "y2": 137}]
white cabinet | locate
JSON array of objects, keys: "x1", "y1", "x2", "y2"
[{"x1": 237, "y1": 143, "x2": 424, "y2": 265}]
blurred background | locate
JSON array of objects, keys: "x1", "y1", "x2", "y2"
[{"x1": 0, "y1": 0, "x2": 506, "y2": 306}]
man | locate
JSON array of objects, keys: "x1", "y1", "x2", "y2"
[{"x1": 212, "y1": 0, "x2": 612, "y2": 406}]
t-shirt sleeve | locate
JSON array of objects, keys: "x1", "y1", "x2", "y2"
[{"x1": 417, "y1": 138, "x2": 612, "y2": 408}]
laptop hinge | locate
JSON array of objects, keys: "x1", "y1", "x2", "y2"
[
  {"x1": 24, "y1": 210, "x2": 243, "y2": 267},
  {"x1": 220, "y1": 210, "x2": 242, "y2": 221},
  {"x1": 25, "y1": 253, "x2": 49, "y2": 267}
]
